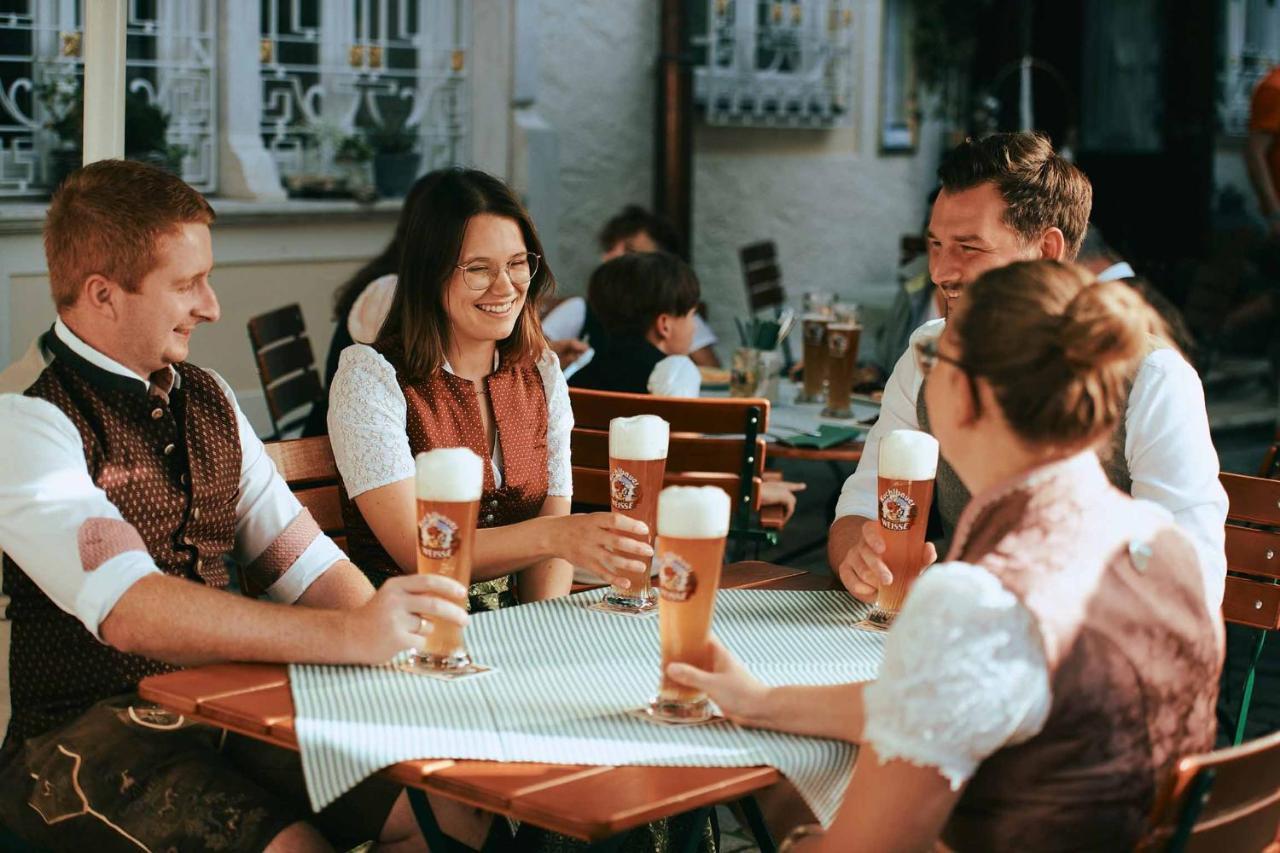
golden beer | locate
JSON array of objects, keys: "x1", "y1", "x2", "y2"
[
  {"x1": 822, "y1": 321, "x2": 861, "y2": 418},
  {"x1": 406, "y1": 448, "x2": 483, "y2": 672},
  {"x1": 797, "y1": 314, "x2": 830, "y2": 403},
  {"x1": 866, "y1": 430, "x2": 939, "y2": 629},
  {"x1": 650, "y1": 486, "x2": 730, "y2": 723},
  {"x1": 606, "y1": 415, "x2": 670, "y2": 611}
]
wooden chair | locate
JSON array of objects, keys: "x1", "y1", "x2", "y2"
[
  {"x1": 248, "y1": 303, "x2": 324, "y2": 440},
  {"x1": 1260, "y1": 428, "x2": 1280, "y2": 480},
  {"x1": 739, "y1": 240, "x2": 785, "y2": 316},
  {"x1": 1220, "y1": 472, "x2": 1280, "y2": 745},
  {"x1": 568, "y1": 388, "x2": 782, "y2": 559},
  {"x1": 1138, "y1": 729, "x2": 1280, "y2": 852}
]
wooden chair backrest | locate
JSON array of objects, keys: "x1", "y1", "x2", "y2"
[
  {"x1": 569, "y1": 387, "x2": 770, "y2": 435},
  {"x1": 1139, "y1": 728, "x2": 1280, "y2": 852},
  {"x1": 1221, "y1": 473, "x2": 1280, "y2": 631},
  {"x1": 247, "y1": 303, "x2": 323, "y2": 438},
  {"x1": 263, "y1": 436, "x2": 347, "y2": 555},
  {"x1": 739, "y1": 240, "x2": 785, "y2": 314}
]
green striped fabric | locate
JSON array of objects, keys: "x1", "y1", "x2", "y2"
[{"x1": 291, "y1": 589, "x2": 884, "y2": 826}]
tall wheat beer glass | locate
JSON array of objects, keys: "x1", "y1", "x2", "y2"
[
  {"x1": 821, "y1": 320, "x2": 861, "y2": 418},
  {"x1": 797, "y1": 314, "x2": 830, "y2": 403},
  {"x1": 404, "y1": 447, "x2": 483, "y2": 673},
  {"x1": 650, "y1": 486, "x2": 731, "y2": 722},
  {"x1": 606, "y1": 415, "x2": 670, "y2": 611},
  {"x1": 866, "y1": 430, "x2": 939, "y2": 629}
]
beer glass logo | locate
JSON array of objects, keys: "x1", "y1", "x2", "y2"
[
  {"x1": 658, "y1": 553, "x2": 698, "y2": 602},
  {"x1": 804, "y1": 321, "x2": 825, "y2": 345},
  {"x1": 828, "y1": 331, "x2": 850, "y2": 357},
  {"x1": 418, "y1": 512, "x2": 459, "y2": 559},
  {"x1": 879, "y1": 488, "x2": 917, "y2": 531},
  {"x1": 610, "y1": 469, "x2": 640, "y2": 510}
]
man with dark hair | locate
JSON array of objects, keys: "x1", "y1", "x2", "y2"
[
  {"x1": 829, "y1": 132, "x2": 1226, "y2": 615},
  {"x1": 0, "y1": 160, "x2": 467, "y2": 850},
  {"x1": 597, "y1": 204, "x2": 684, "y2": 259}
]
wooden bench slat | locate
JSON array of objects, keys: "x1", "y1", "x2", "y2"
[{"x1": 1223, "y1": 576, "x2": 1280, "y2": 630}]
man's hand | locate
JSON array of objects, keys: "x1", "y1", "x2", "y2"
[
  {"x1": 549, "y1": 338, "x2": 589, "y2": 369},
  {"x1": 342, "y1": 573, "x2": 470, "y2": 664},
  {"x1": 835, "y1": 519, "x2": 936, "y2": 602}
]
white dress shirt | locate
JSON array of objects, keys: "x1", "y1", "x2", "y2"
[
  {"x1": 0, "y1": 320, "x2": 347, "y2": 644},
  {"x1": 835, "y1": 318, "x2": 1228, "y2": 611}
]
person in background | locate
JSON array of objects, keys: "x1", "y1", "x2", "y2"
[
  {"x1": 669, "y1": 261, "x2": 1223, "y2": 852},
  {"x1": 570, "y1": 252, "x2": 804, "y2": 522},
  {"x1": 542, "y1": 205, "x2": 722, "y2": 368},
  {"x1": 830, "y1": 132, "x2": 1226, "y2": 616},
  {"x1": 0, "y1": 159, "x2": 467, "y2": 851},
  {"x1": 327, "y1": 168, "x2": 652, "y2": 606}
]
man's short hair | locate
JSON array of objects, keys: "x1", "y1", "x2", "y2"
[
  {"x1": 587, "y1": 252, "x2": 700, "y2": 337},
  {"x1": 597, "y1": 205, "x2": 683, "y2": 257},
  {"x1": 937, "y1": 132, "x2": 1092, "y2": 260},
  {"x1": 44, "y1": 159, "x2": 215, "y2": 308}
]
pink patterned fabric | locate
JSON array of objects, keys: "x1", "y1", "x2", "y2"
[
  {"x1": 243, "y1": 508, "x2": 322, "y2": 594},
  {"x1": 76, "y1": 518, "x2": 147, "y2": 572}
]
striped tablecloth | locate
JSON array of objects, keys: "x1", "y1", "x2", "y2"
[{"x1": 290, "y1": 588, "x2": 884, "y2": 826}]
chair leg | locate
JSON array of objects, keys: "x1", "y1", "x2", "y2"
[
  {"x1": 735, "y1": 796, "x2": 777, "y2": 853},
  {"x1": 1233, "y1": 629, "x2": 1269, "y2": 746}
]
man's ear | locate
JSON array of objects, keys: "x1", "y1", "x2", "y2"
[
  {"x1": 1038, "y1": 227, "x2": 1067, "y2": 262},
  {"x1": 81, "y1": 274, "x2": 122, "y2": 321}
]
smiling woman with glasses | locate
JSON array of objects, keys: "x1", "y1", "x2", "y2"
[{"x1": 325, "y1": 167, "x2": 653, "y2": 619}]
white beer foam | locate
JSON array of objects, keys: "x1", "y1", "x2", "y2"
[
  {"x1": 609, "y1": 415, "x2": 670, "y2": 460},
  {"x1": 658, "y1": 486, "x2": 730, "y2": 539},
  {"x1": 416, "y1": 448, "x2": 484, "y2": 501},
  {"x1": 879, "y1": 429, "x2": 939, "y2": 481}
]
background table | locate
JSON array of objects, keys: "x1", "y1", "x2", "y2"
[{"x1": 139, "y1": 563, "x2": 838, "y2": 846}]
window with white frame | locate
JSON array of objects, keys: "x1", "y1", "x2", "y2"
[
  {"x1": 1221, "y1": 0, "x2": 1280, "y2": 137},
  {"x1": 0, "y1": 0, "x2": 469, "y2": 199}
]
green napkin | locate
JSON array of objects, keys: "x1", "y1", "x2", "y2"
[{"x1": 776, "y1": 424, "x2": 864, "y2": 449}]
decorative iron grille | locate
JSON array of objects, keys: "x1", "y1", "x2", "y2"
[
  {"x1": 690, "y1": 0, "x2": 857, "y2": 128},
  {"x1": 258, "y1": 0, "x2": 468, "y2": 188},
  {"x1": 0, "y1": 0, "x2": 217, "y2": 197}
]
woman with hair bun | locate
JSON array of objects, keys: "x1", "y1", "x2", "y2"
[{"x1": 667, "y1": 260, "x2": 1224, "y2": 852}]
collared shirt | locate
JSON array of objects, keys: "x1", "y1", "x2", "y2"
[
  {"x1": 834, "y1": 318, "x2": 1229, "y2": 611},
  {"x1": 0, "y1": 320, "x2": 347, "y2": 641}
]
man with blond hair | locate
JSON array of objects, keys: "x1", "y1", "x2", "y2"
[
  {"x1": 830, "y1": 132, "x2": 1226, "y2": 614},
  {"x1": 0, "y1": 159, "x2": 466, "y2": 851}
]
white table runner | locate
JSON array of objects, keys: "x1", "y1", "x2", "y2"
[{"x1": 291, "y1": 588, "x2": 884, "y2": 826}]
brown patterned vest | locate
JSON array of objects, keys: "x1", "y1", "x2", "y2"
[
  {"x1": 3, "y1": 332, "x2": 240, "y2": 744},
  {"x1": 343, "y1": 341, "x2": 549, "y2": 611},
  {"x1": 940, "y1": 454, "x2": 1222, "y2": 852}
]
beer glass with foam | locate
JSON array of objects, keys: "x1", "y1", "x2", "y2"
[
  {"x1": 821, "y1": 320, "x2": 861, "y2": 418},
  {"x1": 797, "y1": 314, "x2": 830, "y2": 403},
  {"x1": 606, "y1": 415, "x2": 670, "y2": 611},
  {"x1": 406, "y1": 447, "x2": 483, "y2": 672},
  {"x1": 650, "y1": 486, "x2": 731, "y2": 722},
  {"x1": 867, "y1": 430, "x2": 939, "y2": 629}
]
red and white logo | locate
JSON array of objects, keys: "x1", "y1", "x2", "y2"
[
  {"x1": 610, "y1": 469, "x2": 640, "y2": 510},
  {"x1": 879, "y1": 489, "x2": 917, "y2": 531},
  {"x1": 658, "y1": 554, "x2": 698, "y2": 602},
  {"x1": 418, "y1": 512, "x2": 459, "y2": 559}
]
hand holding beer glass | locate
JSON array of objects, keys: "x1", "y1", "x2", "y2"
[
  {"x1": 604, "y1": 415, "x2": 669, "y2": 612},
  {"x1": 861, "y1": 430, "x2": 939, "y2": 630},
  {"x1": 403, "y1": 447, "x2": 484, "y2": 674},
  {"x1": 650, "y1": 486, "x2": 731, "y2": 723}
]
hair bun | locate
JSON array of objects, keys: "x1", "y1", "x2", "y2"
[{"x1": 1059, "y1": 280, "x2": 1150, "y2": 374}]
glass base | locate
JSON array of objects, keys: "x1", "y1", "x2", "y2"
[
  {"x1": 647, "y1": 695, "x2": 712, "y2": 724},
  {"x1": 855, "y1": 607, "x2": 896, "y2": 632},
  {"x1": 821, "y1": 405, "x2": 854, "y2": 419},
  {"x1": 603, "y1": 588, "x2": 657, "y2": 613},
  {"x1": 397, "y1": 650, "x2": 475, "y2": 674}
]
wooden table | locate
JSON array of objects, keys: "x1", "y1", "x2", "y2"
[{"x1": 139, "y1": 562, "x2": 835, "y2": 847}]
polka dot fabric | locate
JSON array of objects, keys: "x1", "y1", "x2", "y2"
[
  {"x1": 2, "y1": 356, "x2": 241, "y2": 742},
  {"x1": 343, "y1": 339, "x2": 548, "y2": 611}
]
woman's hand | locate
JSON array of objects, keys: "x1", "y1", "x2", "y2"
[
  {"x1": 665, "y1": 638, "x2": 772, "y2": 728},
  {"x1": 547, "y1": 512, "x2": 653, "y2": 588}
]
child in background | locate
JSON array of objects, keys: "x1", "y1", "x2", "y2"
[{"x1": 570, "y1": 252, "x2": 805, "y2": 520}]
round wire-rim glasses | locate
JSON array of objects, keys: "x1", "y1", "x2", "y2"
[{"x1": 455, "y1": 253, "x2": 541, "y2": 291}]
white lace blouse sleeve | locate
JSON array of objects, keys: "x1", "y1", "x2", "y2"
[
  {"x1": 861, "y1": 562, "x2": 1052, "y2": 790},
  {"x1": 326, "y1": 345, "x2": 415, "y2": 499},
  {"x1": 537, "y1": 347, "x2": 574, "y2": 497}
]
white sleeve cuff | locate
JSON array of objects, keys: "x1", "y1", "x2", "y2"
[
  {"x1": 264, "y1": 535, "x2": 346, "y2": 604},
  {"x1": 76, "y1": 552, "x2": 161, "y2": 642}
]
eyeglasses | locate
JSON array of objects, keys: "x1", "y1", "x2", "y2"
[
  {"x1": 913, "y1": 337, "x2": 968, "y2": 376},
  {"x1": 455, "y1": 253, "x2": 540, "y2": 291}
]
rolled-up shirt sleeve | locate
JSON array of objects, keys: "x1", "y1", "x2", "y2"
[
  {"x1": 210, "y1": 372, "x2": 344, "y2": 602},
  {"x1": 0, "y1": 395, "x2": 160, "y2": 640},
  {"x1": 833, "y1": 320, "x2": 935, "y2": 522}
]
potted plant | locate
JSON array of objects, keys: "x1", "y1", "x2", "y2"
[{"x1": 367, "y1": 121, "x2": 421, "y2": 198}]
